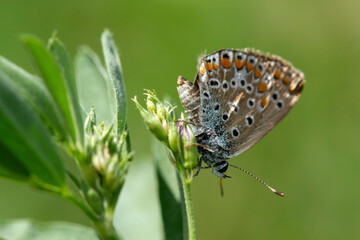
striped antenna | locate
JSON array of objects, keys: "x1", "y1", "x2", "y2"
[{"x1": 229, "y1": 164, "x2": 284, "y2": 197}]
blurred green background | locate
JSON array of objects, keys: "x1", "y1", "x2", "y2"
[{"x1": 1, "y1": 0, "x2": 359, "y2": 239}]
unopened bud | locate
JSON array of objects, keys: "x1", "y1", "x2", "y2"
[
  {"x1": 181, "y1": 124, "x2": 197, "y2": 176},
  {"x1": 146, "y1": 97, "x2": 156, "y2": 113},
  {"x1": 85, "y1": 188, "x2": 104, "y2": 214},
  {"x1": 84, "y1": 106, "x2": 96, "y2": 135},
  {"x1": 168, "y1": 122, "x2": 180, "y2": 154},
  {"x1": 133, "y1": 96, "x2": 168, "y2": 143},
  {"x1": 156, "y1": 104, "x2": 167, "y2": 121}
]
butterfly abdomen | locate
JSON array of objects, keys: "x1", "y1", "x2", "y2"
[{"x1": 177, "y1": 76, "x2": 201, "y2": 126}]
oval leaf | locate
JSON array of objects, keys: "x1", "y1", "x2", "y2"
[
  {"x1": 22, "y1": 35, "x2": 78, "y2": 146},
  {"x1": 75, "y1": 46, "x2": 115, "y2": 124},
  {"x1": 48, "y1": 36, "x2": 84, "y2": 146},
  {"x1": 101, "y1": 30, "x2": 127, "y2": 134},
  {"x1": 0, "y1": 55, "x2": 68, "y2": 140},
  {"x1": 0, "y1": 76, "x2": 65, "y2": 186},
  {"x1": 153, "y1": 140, "x2": 187, "y2": 240}
]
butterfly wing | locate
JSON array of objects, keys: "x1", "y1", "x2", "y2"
[{"x1": 193, "y1": 49, "x2": 305, "y2": 158}]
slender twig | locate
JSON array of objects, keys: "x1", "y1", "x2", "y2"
[
  {"x1": 35, "y1": 182, "x2": 98, "y2": 221},
  {"x1": 182, "y1": 178, "x2": 196, "y2": 240},
  {"x1": 176, "y1": 161, "x2": 196, "y2": 240},
  {"x1": 36, "y1": 182, "x2": 121, "y2": 240}
]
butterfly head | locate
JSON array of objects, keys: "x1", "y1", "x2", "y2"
[{"x1": 212, "y1": 161, "x2": 231, "y2": 178}]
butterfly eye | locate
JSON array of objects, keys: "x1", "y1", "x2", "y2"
[
  {"x1": 203, "y1": 90, "x2": 210, "y2": 98},
  {"x1": 245, "y1": 84, "x2": 254, "y2": 94},
  {"x1": 222, "y1": 113, "x2": 229, "y2": 122},
  {"x1": 275, "y1": 100, "x2": 284, "y2": 110},
  {"x1": 271, "y1": 91, "x2": 279, "y2": 101},
  {"x1": 245, "y1": 115, "x2": 254, "y2": 126},
  {"x1": 231, "y1": 127, "x2": 240, "y2": 138},
  {"x1": 230, "y1": 78, "x2": 237, "y2": 88},
  {"x1": 214, "y1": 103, "x2": 220, "y2": 112},
  {"x1": 247, "y1": 98, "x2": 256, "y2": 109},
  {"x1": 209, "y1": 78, "x2": 220, "y2": 88},
  {"x1": 222, "y1": 80, "x2": 229, "y2": 92},
  {"x1": 239, "y1": 78, "x2": 246, "y2": 88}
]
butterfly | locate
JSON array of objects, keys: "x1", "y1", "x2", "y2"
[{"x1": 177, "y1": 49, "x2": 305, "y2": 196}]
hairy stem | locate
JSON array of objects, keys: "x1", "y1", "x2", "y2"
[
  {"x1": 37, "y1": 182, "x2": 121, "y2": 240},
  {"x1": 178, "y1": 167, "x2": 196, "y2": 240}
]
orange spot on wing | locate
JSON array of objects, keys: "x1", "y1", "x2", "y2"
[
  {"x1": 200, "y1": 66, "x2": 205, "y2": 75},
  {"x1": 235, "y1": 59, "x2": 244, "y2": 70},
  {"x1": 283, "y1": 77, "x2": 290, "y2": 85},
  {"x1": 261, "y1": 97, "x2": 268, "y2": 108},
  {"x1": 221, "y1": 58, "x2": 232, "y2": 68},
  {"x1": 246, "y1": 62, "x2": 254, "y2": 72},
  {"x1": 274, "y1": 70, "x2": 281, "y2": 79},
  {"x1": 213, "y1": 63, "x2": 219, "y2": 70},
  {"x1": 254, "y1": 69, "x2": 262, "y2": 78},
  {"x1": 258, "y1": 82, "x2": 267, "y2": 93},
  {"x1": 205, "y1": 62, "x2": 213, "y2": 71}
]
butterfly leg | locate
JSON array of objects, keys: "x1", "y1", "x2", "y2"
[
  {"x1": 176, "y1": 119, "x2": 195, "y2": 125},
  {"x1": 193, "y1": 156, "x2": 212, "y2": 177},
  {"x1": 184, "y1": 143, "x2": 215, "y2": 152}
]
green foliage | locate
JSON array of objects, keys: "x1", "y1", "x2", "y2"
[
  {"x1": 101, "y1": 30, "x2": 127, "y2": 134},
  {"x1": 22, "y1": 36, "x2": 79, "y2": 146},
  {"x1": 134, "y1": 90, "x2": 198, "y2": 240},
  {"x1": 0, "y1": 31, "x2": 135, "y2": 240},
  {"x1": 75, "y1": 47, "x2": 115, "y2": 124},
  {"x1": 0, "y1": 75, "x2": 65, "y2": 187},
  {"x1": 0, "y1": 220, "x2": 98, "y2": 240},
  {"x1": 153, "y1": 140, "x2": 187, "y2": 240},
  {"x1": 0, "y1": 30, "x2": 196, "y2": 240}
]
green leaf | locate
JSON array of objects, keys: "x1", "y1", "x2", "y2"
[
  {"x1": 101, "y1": 30, "x2": 127, "y2": 134},
  {"x1": 75, "y1": 46, "x2": 115, "y2": 124},
  {"x1": 0, "y1": 76, "x2": 65, "y2": 187},
  {"x1": 22, "y1": 35, "x2": 78, "y2": 146},
  {"x1": 48, "y1": 35, "x2": 84, "y2": 146},
  {"x1": 0, "y1": 220, "x2": 98, "y2": 240},
  {"x1": 115, "y1": 158, "x2": 163, "y2": 240},
  {"x1": 0, "y1": 55, "x2": 68, "y2": 140},
  {"x1": 0, "y1": 141, "x2": 30, "y2": 182},
  {"x1": 153, "y1": 140, "x2": 186, "y2": 240}
]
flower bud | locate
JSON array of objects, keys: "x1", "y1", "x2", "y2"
[
  {"x1": 85, "y1": 188, "x2": 104, "y2": 214},
  {"x1": 168, "y1": 122, "x2": 180, "y2": 154},
  {"x1": 156, "y1": 104, "x2": 167, "y2": 121},
  {"x1": 84, "y1": 106, "x2": 96, "y2": 135},
  {"x1": 146, "y1": 97, "x2": 156, "y2": 113},
  {"x1": 133, "y1": 96, "x2": 168, "y2": 143},
  {"x1": 181, "y1": 123, "x2": 198, "y2": 178}
]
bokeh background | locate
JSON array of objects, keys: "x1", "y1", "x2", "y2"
[{"x1": 1, "y1": 0, "x2": 360, "y2": 239}]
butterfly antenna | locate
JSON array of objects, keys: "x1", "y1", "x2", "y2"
[{"x1": 228, "y1": 164, "x2": 284, "y2": 197}]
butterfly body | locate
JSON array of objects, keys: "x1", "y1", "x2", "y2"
[{"x1": 177, "y1": 49, "x2": 305, "y2": 179}]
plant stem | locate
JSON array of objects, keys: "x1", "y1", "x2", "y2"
[
  {"x1": 179, "y1": 169, "x2": 196, "y2": 240},
  {"x1": 37, "y1": 182, "x2": 121, "y2": 240},
  {"x1": 93, "y1": 216, "x2": 120, "y2": 240},
  {"x1": 65, "y1": 191, "x2": 121, "y2": 240},
  {"x1": 62, "y1": 190, "x2": 99, "y2": 222}
]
